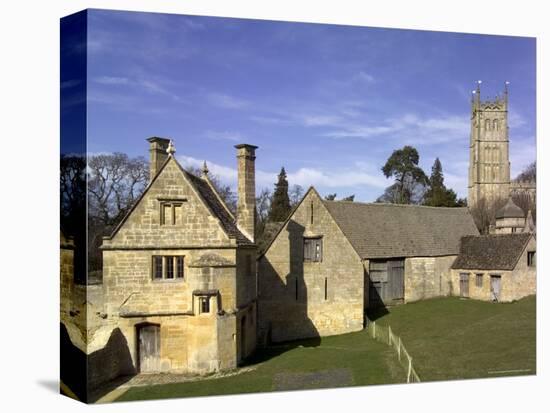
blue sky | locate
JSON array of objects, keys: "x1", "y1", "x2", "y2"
[{"x1": 82, "y1": 9, "x2": 536, "y2": 201}]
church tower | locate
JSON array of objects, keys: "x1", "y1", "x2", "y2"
[{"x1": 468, "y1": 82, "x2": 511, "y2": 207}]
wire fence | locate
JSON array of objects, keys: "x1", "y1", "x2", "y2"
[{"x1": 366, "y1": 318, "x2": 421, "y2": 383}]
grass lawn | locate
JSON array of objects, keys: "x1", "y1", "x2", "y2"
[
  {"x1": 117, "y1": 330, "x2": 405, "y2": 401},
  {"x1": 368, "y1": 295, "x2": 536, "y2": 382}
]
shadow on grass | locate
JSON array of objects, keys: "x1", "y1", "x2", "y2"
[{"x1": 242, "y1": 336, "x2": 322, "y2": 367}]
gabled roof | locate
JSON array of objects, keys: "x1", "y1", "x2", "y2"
[
  {"x1": 322, "y1": 201, "x2": 479, "y2": 259},
  {"x1": 258, "y1": 187, "x2": 478, "y2": 260},
  {"x1": 181, "y1": 168, "x2": 252, "y2": 245},
  {"x1": 451, "y1": 233, "x2": 532, "y2": 271},
  {"x1": 105, "y1": 156, "x2": 252, "y2": 245}
]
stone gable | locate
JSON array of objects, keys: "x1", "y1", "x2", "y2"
[
  {"x1": 258, "y1": 188, "x2": 364, "y2": 342},
  {"x1": 103, "y1": 157, "x2": 232, "y2": 249}
]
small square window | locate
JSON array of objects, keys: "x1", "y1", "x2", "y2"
[
  {"x1": 304, "y1": 237, "x2": 323, "y2": 262},
  {"x1": 199, "y1": 297, "x2": 210, "y2": 314},
  {"x1": 160, "y1": 201, "x2": 184, "y2": 225}
]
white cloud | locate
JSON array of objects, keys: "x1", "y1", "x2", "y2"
[
  {"x1": 510, "y1": 137, "x2": 536, "y2": 178},
  {"x1": 204, "y1": 130, "x2": 243, "y2": 142},
  {"x1": 322, "y1": 113, "x2": 469, "y2": 145},
  {"x1": 355, "y1": 71, "x2": 375, "y2": 83},
  {"x1": 287, "y1": 167, "x2": 387, "y2": 189},
  {"x1": 301, "y1": 115, "x2": 343, "y2": 127},
  {"x1": 207, "y1": 93, "x2": 248, "y2": 109},
  {"x1": 95, "y1": 76, "x2": 129, "y2": 85},
  {"x1": 92, "y1": 76, "x2": 182, "y2": 102},
  {"x1": 508, "y1": 109, "x2": 527, "y2": 128},
  {"x1": 178, "y1": 155, "x2": 238, "y2": 183},
  {"x1": 177, "y1": 155, "x2": 387, "y2": 193}
]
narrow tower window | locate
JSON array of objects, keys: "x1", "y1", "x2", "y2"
[
  {"x1": 324, "y1": 277, "x2": 328, "y2": 301},
  {"x1": 485, "y1": 119, "x2": 491, "y2": 130},
  {"x1": 493, "y1": 119, "x2": 499, "y2": 131}
]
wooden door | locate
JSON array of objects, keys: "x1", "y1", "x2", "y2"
[
  {"x1": 387, "y1": 259, "x2": 404, "y2": 301},
  {"x1": 459, "y1": 273, "x2": 469, "y2": 298},
  {"x1": 138, "y1": 324, "x2": 160, "y2": 373},
  {"x1": 490, "y1": 275, "x2": 501, "y2": 302}
]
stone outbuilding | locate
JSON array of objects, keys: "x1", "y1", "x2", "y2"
[
  {"x1": 494, "y1": 197, "x2": 528, "y2": 234},
  {"x1": 450, "y1": 233, "x2": 536, "y2": 302},
  {"x1": 257, "y1": 187, "x2": 479, "y2": 343},
  {"x1": 98, "y1": 138, "x2": 258, "y2": 379}
]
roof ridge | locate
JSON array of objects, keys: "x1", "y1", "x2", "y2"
[{"x1": 323, "y1": 199, "x2": 469, "y2": 210}]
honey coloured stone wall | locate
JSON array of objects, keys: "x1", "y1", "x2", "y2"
[
  {"x1": 450, "y1": 237, "x2": 536, "y2": 302},
  {"x1": 404, "y1": 256, "x2": 457, "y2": 302},
  {"x1": 258, "y1": 189, "x2": 364, "y2": 343},
  {"x1": 103, "y1": 158, "x2": 233, "y2": 249}
]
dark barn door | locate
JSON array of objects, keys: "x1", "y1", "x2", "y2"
[
  {"x1": 138, "y1": 324, "x2": 160, "y2": 373},
  {"x1": 387, "y1": 259, "x2": 405, "y2": 302},
  {"x1": 369, "y1": 259, "x2": 405, "y2": 306}
]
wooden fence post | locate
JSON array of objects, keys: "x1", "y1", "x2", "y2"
[
  {"x1": 407, "y1": 356, "x2": 412, "y2": 383},
  {"x1": 398, "y1": 337, "x2": 401, "y2": 361},
  {"x1": 388, "y1": 326, "x2": 392, "y2": 346},
  {"x1": 373, "y1": 321, "x2": 376, "y2": 339}
]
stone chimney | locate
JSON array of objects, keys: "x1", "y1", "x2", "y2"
[
  {"x1": 147, "y1": 137, "x2": 171, "y2": 182},
  {"x1": 235, "y1": 144, "x2": 258, "y2": 242}
]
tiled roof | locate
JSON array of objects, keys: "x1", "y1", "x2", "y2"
[
  {"x1": 495, "y1": 197, "x2": 525, "y2": 219},
  {"x1": 451, "y1": 233, "x2": 532, "y2": 270},
  {"x1": 181, "y1": 167, "x2": 253, "y2": 246},
  {"x1": 323, "y1": 201, "x2": 479, "y2": 259}
]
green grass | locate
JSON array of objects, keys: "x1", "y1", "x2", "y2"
[
  {"x1": 368, "y1": 295, "x2": 536, "y2": 381},
  {"x1": 117, "y1": 330, "x2": 405, "y2": 401}
]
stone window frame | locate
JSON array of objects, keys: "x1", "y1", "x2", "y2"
[
  {"x1": 527, "y1": 251, "x2": 536, "y2": 267},
  {"x1": 303, "y1": 236, "x2": 323, "y2": 262},
  {"x1": 475, "y1": 273, "x2": 483, "y2": 288},
  {"x1": 151, "y1": 255, "x2": 185, "y2": 282},
  {"x1": 158, "y1": 198, "x2": 187, "y2": 226}
]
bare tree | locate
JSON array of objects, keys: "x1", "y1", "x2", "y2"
[
  {"x1": 469, "y1": 197, "x2": 508, "y2": 234},
  {"x1": 255, "y1": 188, "x2": 272, "y2": 240},
  {"x1": 288, "y1": 184, "x2": 304, "y2": 207},
  {"x1": 512, "y1": 191, "x2": 536, "y2": 224},
  {"x1": 515, "y1": 161, "x2": 536, "y2": 182},
  {"x1": 87, "y1": 153, "x2": 149, "y2": 278},
  {"x1": 185, "y1": 166, "x2": 237, "y2": 214},
  {"x1": 60, "y1": 155, "x2": 87, "y2": 283}
]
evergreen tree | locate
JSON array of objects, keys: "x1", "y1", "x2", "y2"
[
  {"x1": 268, "y1": 167, "x2": 291, "y2": 222},
  {"x1": 423, "y1": 158, "x2": 459, "y2": 207},
  {"x1": 381, "y1": 146, "x2": 428, "y2": 204}
]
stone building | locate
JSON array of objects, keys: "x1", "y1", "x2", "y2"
[
  {"x1": 451, "y1": 233, "x2": 536, "y2": 302},
  {"x1": 467, "y1": 82, "x2": 536, "y2": 207},
  {"x1": 257, "y1": 187, "x2": 479, "y2": 343},
  {"x1": 494, "y1": 197, "x2": 529, "y2": 234},
  {"x1": 98, "y1": 138, "x2": 258, "y2": 378}
]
